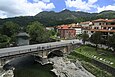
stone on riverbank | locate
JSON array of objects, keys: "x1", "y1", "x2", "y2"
[{"x1": 49, "y1": 57, "x2": 95, "y2": 77}]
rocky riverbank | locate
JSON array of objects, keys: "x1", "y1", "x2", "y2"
[{"x1": 48, "y1": 57, "x2": 95, "y2": 77}]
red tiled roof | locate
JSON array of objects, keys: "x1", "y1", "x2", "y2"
[
  {"x1": 92, "y1": 19, "x2": 106, "y2": 22},
  {"x1": 92, "y1": 19, "x2": 115, "y2": 23},
  {"x1": 89, "y1": 29, "x2": 115, "y2": 32},
  {"x1": 80, "y1": 21, "x2": 91, "y2": 24}
]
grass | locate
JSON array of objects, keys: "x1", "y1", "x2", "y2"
[
  {"x1": 75, "y1": 45, "x2": 115, "y2": 67},
  {"x1": 82, "y1": 61, "x2": 113, "y2": 77},
  {"x1": 67, "y1": 47, "x2": 113, "y2": 77}
]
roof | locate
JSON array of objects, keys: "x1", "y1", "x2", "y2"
[
  {"x1": 80, "y1": 21, "x2": 91, "y2": 25},
  {"x1": 17, "y1": 32, "x2": 30, "y2": 37},
  {"x1": 92, "y1": 19, "x2": 115, "y2": 23},
  {"x1": 92, "y1": 19, "x2": 106, "y2": 22},
  {"x1": 57, "y1": 25, "x2": 70, "y2": 29},
  {"x1": 68, "y1": 24, "x2": 82, "y2": 28},
  {"x1": 89, "y1": 29, "x2": 115, "y2": 32}
]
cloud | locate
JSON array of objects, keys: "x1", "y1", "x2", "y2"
[
  {"x1": 97, "y1": 5, "x2": 115, "y2": 12},
  {"x1": 33, "y1": 0, "x2": 50, "y2": 3},
  {"x1": 0, "y1": 0, "x2": 55, "y2": 18},
  {"x1": 65, "y1": 0, "x2": 98, "y2": 11},
  {"x1": 0, "y1": 11, "x2": 7, "y2": 18}
]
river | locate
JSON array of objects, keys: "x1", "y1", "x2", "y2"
[
  {"x1": 14, "y1": 61, "x2": 57, "y2": 77},
  {"x1": 3, "y1": 55, "x2": 57, "y2": 77}
]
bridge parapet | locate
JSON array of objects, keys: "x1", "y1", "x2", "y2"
[{"x1": 0, "y1": 40, "x2": 81, "y2": 76}]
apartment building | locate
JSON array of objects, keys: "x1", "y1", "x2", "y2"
[
  {"x1": 57, "y1": 25, "x2": 76, "y2": 39},
  {"x1": 88, "y1": 19, "x2": 115, "y2": 37}
]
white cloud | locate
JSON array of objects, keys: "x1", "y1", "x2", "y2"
[
  {"x1": 0, "y1": 11, "x2": 7, "y2": 19},
  {"x1": 0, "y1": 0, "x2": 55, "y2": 18},
  {"x1": 33, "y1": 0, "x2": 50, "y2": 3},
  {"x1": 65, "y1": 0, "x2": 98, "y2": 11},
  {"x1": 97, "y1": 5, "x2": 115, "y2": 13}
]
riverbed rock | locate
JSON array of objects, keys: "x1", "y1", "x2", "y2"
[{"x1": 49, "y1": 57, "x2": 95, "y2": 77}]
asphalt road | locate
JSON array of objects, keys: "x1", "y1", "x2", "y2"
[{"x1": 0, "y1": 39, "x2": 81, "y2": 57}]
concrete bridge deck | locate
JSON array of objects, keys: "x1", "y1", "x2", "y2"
[{"x1": 0, "y1": 40, "x2": 81, "y2": 58}]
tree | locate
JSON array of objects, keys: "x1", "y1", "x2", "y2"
[
  {"x1": 81, "y1": 32, "x2": 89, "y2": 44},
  {"x1": 0, "y1": 34, "x2": 11, "y2": 48},
  {"x1": 89, "y1": 32, "x2": 102, "y2": 51},
  {"x1": 26, "y1": 21, "x2": 51, "y2": 44},
  {"x1": 107, "y1": 34, "x2": 115, "y2": 52},
  {"x1": 2, "y1": 21, "x2": 20, "y2": 37}
]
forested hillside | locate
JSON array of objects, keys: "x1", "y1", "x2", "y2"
[{"x1": 0, "y1": 9, "x2": 115, "y2": 27}]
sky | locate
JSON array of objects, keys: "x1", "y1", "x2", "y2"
[{"x1": 0, "y1": 0, "x2": 115, "y2": 18}]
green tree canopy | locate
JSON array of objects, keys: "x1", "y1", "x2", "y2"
[
  {"x1": 2, "y1": 21, "x2": 20, "y2": 37},
  {"x1": 0, "y1": 34, "x2": 11, "y2": 48},
  {"x1": 26, "y1": 21, "x2": 50, "y2": 44},
  {"x1": 90, "y1": 32, "x2": 102, "y2": 51},
  {"x1": 81, "y1": 32, "x2": 89, "y2": 44},
  {"x1": 107, "y1": 34, "x2": 115, "y2": 52}
]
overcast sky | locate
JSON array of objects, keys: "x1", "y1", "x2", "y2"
[{"x1": 0, "y1": 0, "x2": 115, "y2": 18}]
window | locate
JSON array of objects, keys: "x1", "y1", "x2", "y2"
[
  {"x1": 91, "y1": 31, "x2": 94, "y2": 33},
  {"x1": 112, "y1": 27, "x2": 115, "y2": 30},
  {"x1": 99, "y1": 23, "x2": 101, "y2": 25},
  {"x1": 103, "y1": 27, "x2": 106, "y2": 29},
  {"x1": 110, "y1": 32, "x2": 113, "y2": 34},
  {"x1": 94, "y1": 27, "x2": 96, "y2": 29}
]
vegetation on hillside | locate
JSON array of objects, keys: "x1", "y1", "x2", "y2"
[{"x1": 0, "y1": 10, "x2": 115, "y2": 27}]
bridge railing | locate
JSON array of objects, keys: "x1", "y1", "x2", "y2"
[{"x1": 0, "y1": 40, "x2": 80, "y2": 58}]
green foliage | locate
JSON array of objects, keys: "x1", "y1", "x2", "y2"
[
  {"x1": 2, "y1": 21, "x2": 20, "y2": 37},
  {"x1": 90, "y1": 32, "x2": 102, "y2": 50},
  {"x1": 0, "y1": 10, "x2": 115, "y2": 27},
  {"x1": 107, "y1": 34, "x2": 115, "y2": 51},
  {"x1": 49, "y1": 29, "x2": 56, "y2": 36},
  {"x1": 81, "y1": 32, "x2": 89, "y2": 44},
  {"x1": 26, "y1": 21, "x2": 51, "y2": 44},
  {"x1": 0, "y1": 34, "x2": 11, "y2": 48},
  {"x1": 75, "y1": 45, "x2": 115, "y2": 67},
  {"x1": 82, "y1": 62, "x2": 113, "y2": 77}
]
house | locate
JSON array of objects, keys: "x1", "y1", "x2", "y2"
[
  {"x1": 68, "y1": 23, "x2": 82, "y2": 35},
  {"x1": 80, "y1": 21, "x2": 92, "y2": 34},
  {"x1": 57, "y1": 25, "x2": 76, "y2": 39},
  {"x1": 88, "y1": 19, "x2": 115, "y2": 37},
  {"x1": 46, "y1": 27, "x2": 54, "y2": 30}
]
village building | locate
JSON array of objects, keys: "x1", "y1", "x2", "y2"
[
  {"x1": 57, "y1": 25, "x2": 76, "y2": 39},
  {"x1": 46, "y1": 27, "x2": 54, "y2": 30},
  {"x1": 88, "y1": 19, "x2": 115, "y2": 37},
  {"x1": 68, "y1": 23, "x2": 82, "y2": 35},
  {"x1": 80, "y1": 21, "x2": 92, "y2": 34}
]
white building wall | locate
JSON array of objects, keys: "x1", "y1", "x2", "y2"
[
  {"x1": 17, "y1": 38, "x2": 29, "y2": 46},
  {"x1": 75, "y1": 28, "x2": 82, "y2": 35}
]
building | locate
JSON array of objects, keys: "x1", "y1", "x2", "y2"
[
  {"x1": 68, "y1": 23, "x2": 82, "y2": 35},
  {"x1": 88, "y1": 19, "x2": 115, "y2": 37},
  {"x1": 16, "y1": 32, "x2": 30, "y2": 46},
  {"x1": 46, "y1": 27, "x2": 54, "y2": 30},
  {"x1": 80, "y1": 21, "x2": 92, "y2": 34},
  {"x1": 57, "y1": 25, "x2": 76, "y2": 39}
]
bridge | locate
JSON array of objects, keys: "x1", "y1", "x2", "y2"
[{"x1": 0, "y1": 40, "x2": 81, "y2": 77}]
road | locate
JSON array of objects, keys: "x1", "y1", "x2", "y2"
[{"x1": 0, "y1": 39, "x2": 81, "y2": 58}]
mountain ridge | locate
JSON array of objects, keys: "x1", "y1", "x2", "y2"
[{"x1": 0, "y1": 9, "x2": 115, "y2": 27}]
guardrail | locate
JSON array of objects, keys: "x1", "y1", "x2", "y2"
[{"x1": 0, "y1": 42, "x2": 74, "y2": 58}]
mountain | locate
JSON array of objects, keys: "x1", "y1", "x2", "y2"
[
  {"x1": 97, "y1": 10, "x2": 115, "y2": 18},
  {"x1": 0, "y1": 10, "x2": 115, "y2": 27}
]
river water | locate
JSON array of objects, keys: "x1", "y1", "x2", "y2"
[
  {"x1": 4, "y1": 55, "x2": 57, "y2": 77},
  {"x1": 14, "y1": 61, "x2": 57, "y2": 77}
]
